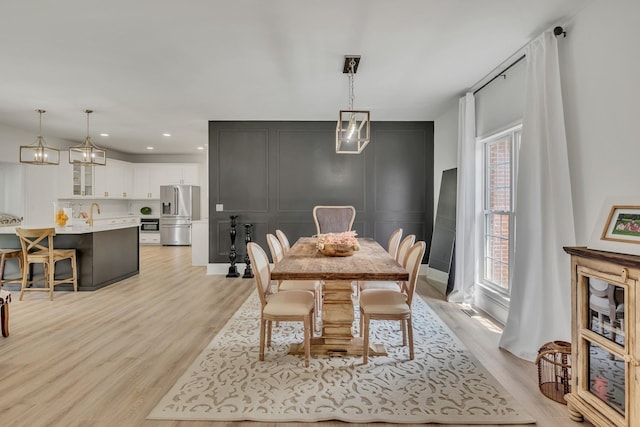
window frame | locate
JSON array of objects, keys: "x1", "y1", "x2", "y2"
[{"x1": 478, "y1": 124, "x2": 521, "y2": 297}]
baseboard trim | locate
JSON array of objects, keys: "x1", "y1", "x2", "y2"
[
  {"x1": 474, "y1": 285, "x2": 509, "y2": 325},
  {"x1": 207, "y1": 263, "x2": 247, "y2": 275}
]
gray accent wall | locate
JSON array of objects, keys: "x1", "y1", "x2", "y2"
[{"x1": 208, "y1": 121, "x2": 434, "y2": 264}]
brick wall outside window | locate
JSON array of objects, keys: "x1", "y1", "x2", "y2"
[{"x1": 482, "y1": 127, "x2": 520, "y2": 293}]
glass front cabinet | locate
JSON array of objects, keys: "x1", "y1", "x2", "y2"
[
  {"x1": 564, "y1": 247, "x2": 639, "y2": 427},
  {"x1": 72, "y1": 164, "x2": 94, "y2": 197}
]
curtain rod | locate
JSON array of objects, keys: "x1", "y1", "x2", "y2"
[
  {"x1": 471, "y1": 26, "x2": 566, "y2": 96},
  {"x1": 472, "y1": 54, "x2": 526, "y2": 95}
]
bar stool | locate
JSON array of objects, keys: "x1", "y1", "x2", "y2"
[
  {"x1": 0, "y1": 248, "x2": 23, "y2": 287},
  {"x1": 15, "y1": 228, "x2": 78, "y2": 301}
]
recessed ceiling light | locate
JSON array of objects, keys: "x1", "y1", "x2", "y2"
[
  {"x1": 100, "y1": 133, "x2": 109, "y2": 137},
  {"x1": 162, "y1": 133, "x2": 171, "y2": 137},
  {"x1": 146, "y1": 146, "x2": 154, "y2": 150},
  {"x1": 197, "y1": 146, "x2": 205, "y2": 150}
]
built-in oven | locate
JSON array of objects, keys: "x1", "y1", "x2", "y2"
[{"x1": 140, "y1": 217, "x2": 160, "y2": 232}]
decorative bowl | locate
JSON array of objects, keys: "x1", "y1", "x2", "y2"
[{"x1": 318, "y1": 243, "x2": 358, "y2": 257}]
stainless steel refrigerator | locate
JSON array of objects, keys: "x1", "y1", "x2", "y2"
[{"x1": 160, "y1": 185, "x2": 201, "y2": 245}]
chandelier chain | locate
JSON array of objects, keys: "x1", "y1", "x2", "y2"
[
  {"x1": 37, "y1": 109, "x2": 44, "y2": 137},
  {"x1": 348, "y1": 58, "x2": 356, "y2": 110},
  {"x1": 85, "y1": 109, "x2": 93, "y2": 139}
]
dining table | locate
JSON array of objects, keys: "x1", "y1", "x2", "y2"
[{"x1": 270, "y1": 236, "x2": 409, "y2": 356}]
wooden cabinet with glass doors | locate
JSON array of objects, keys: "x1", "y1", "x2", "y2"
[{"x1": 563, "y1": 247, "x2": 639, "y2": 427}]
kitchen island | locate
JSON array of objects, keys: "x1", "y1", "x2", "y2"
[{"x1": 0, "y1": 223, "x2": 139, "y2": 291}]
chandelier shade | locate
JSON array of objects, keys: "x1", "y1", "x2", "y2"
[
  {"x1": 336, "y1": 55, "x2": 370, "y2": 154},
  {"x1": 19, "y1": 109, "x2": 60, "y2": 165},
  {"x1": 69, "y1": 109, "x2": 107, "y2": 166},
  {"x1": 336, "y1": 110, "x2": 370, "y2": 154}
]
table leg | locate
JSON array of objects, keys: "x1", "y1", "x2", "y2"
[
  {"x1": 322, "y1": 280, "x2": 355, "y2": 345},
  {"x1": 289, "y1": 280, "x2": 386, "y2": 357}
]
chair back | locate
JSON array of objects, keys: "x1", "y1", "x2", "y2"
[
  {"x1": 387, "y1": 228, "x2": 403, "y2": 260},
  {"x1": 15, "y1": 227, "x2": 55, "y2": 262},
  {"x1": 404, "y1": 241, "x2": 426, "y2": 306},
  {"x1": 312, "y1": 205, "x2": 356, "y2": 235},
  {"x1": 396, "y1": 234, "x2": 416, "y2": 267},
  {"x1": 266, "y1": 233, "x2": 284, "y2": 265},
  {"x1": 275, "y1": 229, "x2": 290, "y2": 253},
  {"x1": 247, "y1": 242, "x2": 271, "y2": 308}
]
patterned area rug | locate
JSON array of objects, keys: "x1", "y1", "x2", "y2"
[{"x1": 148, "y1": 291, "x2": 535, "y2": 424}]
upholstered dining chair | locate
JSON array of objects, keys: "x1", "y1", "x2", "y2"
[
  {"x1": 266, "y1": 233, "x2": 322, "y2": 317},
  {"x1": 15, "y1": 227, "x2": 78, "y2": 301},
  {"x1": 312, "y1": 205, "x2": 356, "y2": 235},
  {"x1": 359, "y1": 234, "x2": 416, "y2": 294},
  {"x1": 247, "y1": 242, "x2": 315, "y2": 367},
  {"x1": 275, "y1": 229, "x2": 291, "y2": 254},
  {"x1": 387, "y1": 228, "x2": 403, "y2": 260},
  {"x1": 359, "y1": 240, "x2": 426, "y2": 364}
]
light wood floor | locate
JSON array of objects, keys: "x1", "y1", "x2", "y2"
[{"x1": 0, "y1": 246, "x2": 591, "y2": 427}]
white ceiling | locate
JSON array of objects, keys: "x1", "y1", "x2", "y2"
[{"x1": 0, "y1": 0, "x2": 588, "y2": 155}]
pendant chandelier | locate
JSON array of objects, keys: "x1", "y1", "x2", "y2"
[
  {"x1": 69, "y1": 109, "x2": 107, "y2": 166},
  {"x1": 19, "y1": 109, "x2": 60, "y2": 165},
  {"x1": 336, "y1": 55, "x2": 370, "y2": 154}
]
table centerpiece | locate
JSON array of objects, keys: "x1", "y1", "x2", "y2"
[{"x1": 316, "y1": 231, "x2": 359, "y2": 257}]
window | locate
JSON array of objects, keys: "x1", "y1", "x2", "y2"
[{"x1": 480, "y1": 125, "x2": 521, "y2": 295}]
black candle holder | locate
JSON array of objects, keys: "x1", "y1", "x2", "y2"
[
  {"x1": 242, "y1": 223, "x2": 254, "y2": 278},
  {"x1": 226, "y1": 215, "x2": 240, "y2": 278}
]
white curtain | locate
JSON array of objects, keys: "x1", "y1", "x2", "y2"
[
  {"x1": 448, "y1": 92, "x2": 476, "y2": 305},
  {"x1": 499, "y1": 32, "x2": 576, "y2": 361}
]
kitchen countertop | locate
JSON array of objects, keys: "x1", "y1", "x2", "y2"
[{"x1": 0, "y1": 222, "x2": 140, "y2": 235}]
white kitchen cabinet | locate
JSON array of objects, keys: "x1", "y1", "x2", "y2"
[
  {"x1": 57, "y1": 152, "x2": 95, "y2": 198},
  {"x1": 56, "y1": 155, "x2": 73, "y2": 198},
  {"x1": 91, "y1": 215, "x2": 139, "y2": 226},
  {"x1": 113, "y1": 160, "x2": 133, "y2": 198},
  {"x1": 72, "y1": 164, "x2": 94, "y2": 197},
  {"x1": 153, "y1": 164, "x2": 198, "y2": 186},
  {"x1": 57, "y1": 156, "x2": 198, "y2": 200},
  {"x1": 23, "y1": 164, "x2": 58, "y2": 226},
  {"x1": 95, "y1": 159, "x2": 133, "y2": 198},
  {"x1": 140, "y1": 231, "x2": 161, "y2": 245},
  {"x1": 180, "y1": 164, "x2": 199, "y2": 185},
  {"x1": 133, "y1": 163, "x2": 199, "y2": 199},
  {"x1": 133, "y1": 165, "x2": 159, "y2": 199},
  {"x1": 153, "y1": 164, "x2": 182, "y2": 186},
  {"x1": 191, "y1": 220, "x2": 208, "y2": 265}
]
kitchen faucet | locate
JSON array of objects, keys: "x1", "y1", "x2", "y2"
[{"x1": 88, "y1": 202, "x2": 101, "y2": 227}]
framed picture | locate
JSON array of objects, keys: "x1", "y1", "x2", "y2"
[
  {"x1": 601, "y1": 205, "x2": 640, "y2": 243},
  {"x1": 588, "y1": 197, "x2": 640, "y2": 256}
]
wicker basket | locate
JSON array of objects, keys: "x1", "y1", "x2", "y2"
[
  {"x1": 318, "y1": 243, "x2": 357, "y2": 257},
  {"x1": 535, "y1": 340, "x2": 572, "y2": 404}
]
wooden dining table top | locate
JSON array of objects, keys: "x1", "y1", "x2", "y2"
[{"x1": 270, "y1": 237, "x2": 409, "y2": 281}]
